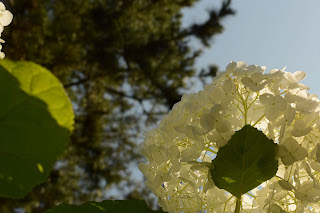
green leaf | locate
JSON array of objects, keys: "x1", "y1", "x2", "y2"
[
  {"x1": 44, "y1": 200, "x2": 166, "y2": 213},
  {"x1": 0, "y1": 60, "x2": 74, "y2": 199},
  {"x1": 210, "y1": 125, "x2": 278, "y2": 198}
]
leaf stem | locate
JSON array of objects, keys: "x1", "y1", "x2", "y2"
[{"x1": 235, "y1": 196, "x2": 241, "y2": 213}]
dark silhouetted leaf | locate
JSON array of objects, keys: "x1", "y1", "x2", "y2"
[
  {"x1": 210, "y1": 125, "x2": 278, "y2": 198},
  {"x1": 44, "y1": 200, "x2": 166, "y2": 213},
  {"x1": 0, "y1": 60, "x2": 74, "y2": 198}
]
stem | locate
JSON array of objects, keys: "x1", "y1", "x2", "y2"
[
  {"x1": 244, "y1": 106, "x2": 248, "y2": 125},
  {"x1": 235, "y1": 196, "x2": 241, "y2": 213},
  {"x1": 252, "y1": 114, "x2": 265, "y2": 127}
]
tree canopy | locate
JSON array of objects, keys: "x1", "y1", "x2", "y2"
[{"x1": 0, "y1": 0, "x2": 234, "y2": 212}]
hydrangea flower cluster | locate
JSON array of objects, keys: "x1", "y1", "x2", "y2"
[
  {"x1": 139, "y1": 61, "x2": 320, "y2": 212},
  {"x1": 0, "y1": 2, "x2": 13, "y2": 59}
]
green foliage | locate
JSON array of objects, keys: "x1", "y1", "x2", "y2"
[
  {"x1": 1, "y1": 0, "x2": 234, "y2": 212},
  {"x1": 44, "y1": 200, "x2": 165, "y2": 213},
  {"x1": 210, "y1": 125, "x2": 278, "y2": 198},
  {"x1": 0, "y1": 60, "x2": 74, "y2": 199}
]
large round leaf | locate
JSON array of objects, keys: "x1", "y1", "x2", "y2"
[
  {"x1": 0, "y1": 60, "x2": 74, "y2": 199},
  {"x1": 44, "y1": 200, "x2": 166, "y2": 213}
]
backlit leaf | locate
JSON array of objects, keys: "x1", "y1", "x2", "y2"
[
  {"x1": 210, "y1": 125, "x2": 278, "y2": 198},
  {"x1": 0, "y1": 60, "x2": 74, "y2": 198}
]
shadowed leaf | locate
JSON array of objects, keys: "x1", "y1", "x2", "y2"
[
  {"x1": 210, "y1": 125, "x2": 278, "y2": 198},
  {"x1": 44, "y1": 200, "x2": 166, "y2": 213},
  {"x1": 0, "y1": 60, "x2": 74, "y2": 199}
]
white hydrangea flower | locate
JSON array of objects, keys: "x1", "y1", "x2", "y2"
[
  {"x1": 278, "y1": 137, "x2": 308, "y2": 165},
  {"x1": 139, "y1": 61, "x2": 320, "y2": 212},
  {"x1": 0, "y1": 2, "x2": 13, "y2": 59}
]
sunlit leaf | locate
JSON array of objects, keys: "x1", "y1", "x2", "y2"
[
  {"x1": 210, "y1": 125, "x2": 278, "y2": 198},
  {"x1": 0, "y1": 60, "x2": 74, "y2": 199},
  {"x1": 44, "y1": 199, "x2": 166, "y2": 213}
]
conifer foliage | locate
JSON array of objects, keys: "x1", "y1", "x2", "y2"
[{"x1": 0, "y1": 0, "x2": 234, "y2": 212}]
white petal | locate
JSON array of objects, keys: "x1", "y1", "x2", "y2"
[
  {"x1": 252, "y1": 80, "x2": 270, "y2": 91},
  {"x1": 279, "y1": 126, "x2": 286, "y2": 143},
  {"x1": 293, "y1": 71, "x2": 306, "y2": 81},
  {"x1": 216, "y1": 137, "x2": 228, "y2": 147},
  {"x1": 247, "y1": 64, "x2": 257, "y2": 72},
  {"x1": 0, "y1": 10, "x2": 13, "y2": 26},
  {"x1": 151, "y1": 146, "x2": 166, "y2": 164},
  {"x1": 291, "y1": 127, "x2": 311, "y2": 137},
  {"x1": 0, "y1": 2, "x2": 5, "y2": 11},
  {"x1": 285, "y1": 72, "x2": 297, "y2": 83},
  {"x1": 223, "y1": 79, "x2": 233, "y2": 93},
  {"x1": 251, "y1": 72, "x2": 264, "y2": 83},
  {"x1": 179, "y1": 177, "x2": 196, "y2": 190},
  {"x1": 283, "y1": 137, "x2": 299, "y2": 152},
  {"x1": 311, "y1": 161, "x2": 320, "y2": 172},
  {"x1": 138, "y1": 163, "x2": 153, "y2": 179},
  {"x1": 210, "y1": 104, "x2": 226, "y2": 118},
  {"x1": 260, "y1": 66, "x2": 267, "y2": 72},
  {"x1": 293, "y1": 120, "x2": 306, "y2": 131},
  {"x1": 277, "y1": 145, "x2": 289, "y2": 158},
  {"x1": 203, "y1": 178, "x2": 215, "y2": 192},
  {"x1": 289, "y1": 82, "x2": 310, "y2": 90},
  {"x1": 207, "y1": 131, "x2": 230, "y2": 147},
  {"x1": 268, "y1": 204, "x2": 286, "y2": 213},
  {"x1": 292, "y1": 147, "x2": 308, "y2": 161},
  {"x1": 301, "y1": 161, "x2": 313, "y2": 178},
  {"x1": 233, "y1": 68, "x2": 245, "y2": 76},
  {"x1": 310, "y1": 93, "x2": 319, "y2": 98},
  {"x1": 268, "y1": 122, "x2": 275, "y2": 140},
  {"x1": 274, "y1": 95, "x2": 287, "y2": 111},
  {"x1": 295, "y1": 190, "x2": 307, "y2": 202},
  {"x1": 260, "y1": 93, "x2": 274, "y2": 105},
  {"x1": 284, "y1": 105, "x2": 295, "y2": 125},
  {"x1": 173, "y1": 124, "x2": 186, "y2": 134},
  {"x1": 296, "y1": 99, "x2": 319, "y2": 114},
  {"x1": 220, "y1": 95, "x2": 234, "y2": 108},
  {"x1": 284, "y1": 92, "x2": 296, "y2": 103},
  {"x1": 168, "y1": 145, "x2": 180, "y2": 159},
  {"x1": 208, "y1": 87, "x2": 224, "y2": 104},
  {"x1": 282, "y1": 155, "x2": 296, "y2": 165},
  {"x1": 307, "y1": 189, "x2": 320, "y2": 202},
  {"x1": 301, "y1": 126, "x2": 312, "y2": 136},
  {"x1": 226, "y1": 61, "x2": 236, "y2": 72},
  {"x1": 296, "y1": 90, "x2": 308, "y2": 100},
  {"x1": 241, "y1": 77, "x2": 254, "y2": 88},
  {"x1": 265, "y1": 106, "x2": 279, "y2": 121},
  {"x1": 185, "y1": 125, "x2": 203, "y2": 140},
  {"x1": 264, "y1": 71, "x2": 280, "y2": 79},
  {"x1": 206, "y1": 132, "x2": 216, "y2": 142},
  {"x1": 236, "y1": 61, "x2": 247, "y2": 69},
  {"x1": 216, "y1": 118, "x2": 231, "y2": 133},
  {"x1": 278, "y1": 180, "x2": 294, "y2": 191},
  {"x1": 270, "y1": 69, "x2": 280, "y2": 74},
  {"x1": 170, "y1": 161, "x2": 181, "y2": 173},
  {"x1": 200, "y1": 113, "x2": 215, "y2": 131}
]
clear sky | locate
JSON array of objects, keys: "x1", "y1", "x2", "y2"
[
  {"x1": 182, "y1": 0, "x2": 320, "y2": 95},
  {"x1": 107, "y1": 0, "x2": 320, "y2": 200}
]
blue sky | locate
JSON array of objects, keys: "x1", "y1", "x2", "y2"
[
  {"x1": 108, "y1": 0, "x2": 320, "y2": 202},
  {"x1": 182, "y1": 0, "x2": 320, "y2": 95}
]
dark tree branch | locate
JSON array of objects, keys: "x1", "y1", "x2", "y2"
[{"x1": 64, "y1": 78, "x2": 88, "y2": 88}]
